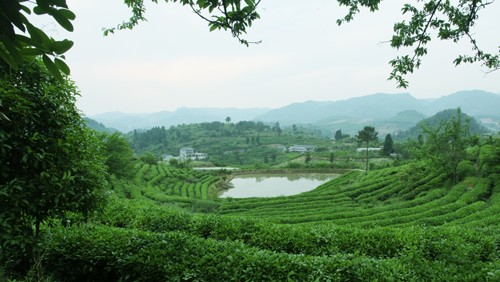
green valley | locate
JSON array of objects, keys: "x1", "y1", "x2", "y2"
[
  {"x1": 3, "y1": 95, "x2": 500, "y2": 281},
  {"x1": 2, "y1": 1, "x2": 500, "y2": 280}
]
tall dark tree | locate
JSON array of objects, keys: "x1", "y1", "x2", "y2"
[
  {"x1": 99, "y1": 132, "x2": 135, "y2": 179},
  {"x1": 356, "y1": 126, "x2": 378, "y2": 173},
  {"x1": 382, "y1": 134, "x2": 394, "y2": 156},
  {"x1": 305, "y1": 152, "x2": 312, "y2": 164},
  {"x1": 335, "y1": 129, "x2": 343, "y2": 141},
  {"x1": 0, "y1": 59, "x2": 107, "y2": 272},
  {"x1": 273, "y1": 122, "x2": 282, "y2": 136},
  {"x1": 271, "y1": 153, "x2": 277, "y2": 163},
  {"x1": 140, "y1": 152, "x2": 159, "y2": 166},
  {"x1": 420, "y1": 108, "x2": 470, "y2": 183},
  {"x1": 225, "y1": 116, "x2": 231, "y2": 124}
]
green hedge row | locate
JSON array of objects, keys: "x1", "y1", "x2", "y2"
[
  {"x1": 41, "y1": 224, "x2": 499, "y2": 281},
  {"x1": 99, "y1": 201, "x2": 499, "y2": 264}
]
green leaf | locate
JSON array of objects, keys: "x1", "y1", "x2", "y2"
[
  {"x1": 54, "y1": 58, "x2": 70, "y2": 75},
  {"x1": 51, "y1": 0, "x2": 69, "y2": 8},
  {"x1": 50, "y1": 9, "x2": 74, "y2": 32},
  {"x1": 51, "y1": 39, "x2": 74, "y2": 55},
  {"x1": 57, "y1": 9, "x2": 76, "y2": 20},
  {"x1": 20, "y1": 4, "x2": 31, "y2": 14},
  {"x1": 0, "y1": 46, "x2": 19, "y2": 69},
  {"x1": 2, "y1": 40, "x2": 23, "y2": 64},
  {"x1": 33, "y1": 6, "x2": 48, "y2": 15},
  {"x1": 0, "y1": 0, "x2": 25, "y2": 32},
  {"x1": 42, "y1": 54, "x2": 63, "y2": 81},
  {"x1": 14, "y1": 34, "x2": 34, "y2": 46},
  {"x1": 26, "y1": 23, "x2": 50, "y2": 47},
  {"x1": 36, "y1": 0, "x2": 50, "y2": 8},
  {"x1": 244, "y1": 0, "x2": 254, "y2": 8},
  {"x1": 20, "y1": 48, "x2": 45, "y2": 56}
]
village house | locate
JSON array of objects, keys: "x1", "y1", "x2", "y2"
[
  {"x1": 179, "y1": 147, "x2": 207, "y2": 160},
  {"x1": 288, "y1": 145, "x2": 316, "y2": 153},
  {"x1": 356, "y1": 147, "x2": 382, "y2": 153}
]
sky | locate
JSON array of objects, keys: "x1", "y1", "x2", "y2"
[{"x1": 39, "y1": 0, "x2": 500, "y2": 116}]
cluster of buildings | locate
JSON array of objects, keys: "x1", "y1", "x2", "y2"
[
  {"x1": 162, "y1": 147, "x2": 208, "y2": 162},
  {"x1": 179, "y1": 147, "x2": 207, "y2": 160},
  {"x1": 268, "y1": 144, "x2": 317, "y2": 153},
  {"x1": 287, "y1": 145, "x2": 317, "y2": 153}
]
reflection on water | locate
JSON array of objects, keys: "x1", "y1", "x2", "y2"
[{"x1": 219, "y1": 174, "x2": 338, "y2": 198}]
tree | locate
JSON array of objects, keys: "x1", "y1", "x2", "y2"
[
  {"x1": 478, "y1": 139, "x2": 500, "y2": 181},
  {"x1": 305, "y1": 152, "x2": 312, "y2": 164},
  {"x1": 420, "y1": 108, "x2": 470, "y2": 183},
  {"x1": 0, "y1": 0, "x2": 75, "y2": 80},
  {"x1": 356, "y1": 126, "x2": 378, "y2": 173},
  {"x1": 140, "y1": 152, "x2": 159, "y2": 166},
  {"x1": 381, "y1": 134, "x2": 394, "y2": 156},
  {"x1": 329, "y1": 152, "x2": 335, "y2": 165},
  {"x1": 99, "y1": 132, "x2": 135, "y2": 179},
  {"x1": 273, "y1": 122, "x2": 282, "y2": 136},
  {"x1": 336, "y1": 0, "x2": 499, "y2": 87},
  {"x1": 0, "y1": 59, "x2": 107, "y2": 272},
  {"x1": 225, "y1": 116, "x2": 231, "y2": 124},
  {"x1": 335, "y1": 129, "x2": 343, "y2": 141}
]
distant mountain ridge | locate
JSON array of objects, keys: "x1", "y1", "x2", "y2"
[
  {"x1": 255, "y1": 90, "x2": 499, "y2": 123},
  {"x1": 89, "y1": 90, "x2": 500, "y2": 133},
  {"x1": 90, "y1": 108, "x2": 270, "y2": 133}
]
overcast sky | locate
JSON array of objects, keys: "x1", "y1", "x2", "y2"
[{"x1": 44, "y1": 0, "x2": 500, "y2": 115}]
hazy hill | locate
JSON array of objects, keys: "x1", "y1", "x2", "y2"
[
  {"x1": 90, "y1": 90, "x2": 500, "y2": 133},
  {"x1": 255, "y1": 93, "x2": 419, "y2": 123},
  {"x1": 395, "y1": 109, "x2": 490, "y2": 140},
  {"x1": 91, "y1": 108, "x2": 270, "y2": 132},
  {"x1": 429, "y1": 90, "x2": 500, "y2": 116},
  {"x1": 257, "y1": 90, "x2": 499, "y2": 123},
  {"x1": 84, "y1": 117, "x2": 118, "y2": 133},
  {"x1": 257, "y1": 90, "x2": 499, "y2": 135},
  {"x1": 310, "y1": 110, "x2": 426, "y2": 136}
]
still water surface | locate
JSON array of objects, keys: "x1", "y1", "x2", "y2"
[{"x1": 219, "y1": 174, "x2": 338, "y2": 198}]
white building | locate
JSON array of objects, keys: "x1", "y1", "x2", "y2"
[
  {"x1": 179, "y1": 147, "x2": 207, "y2": 160},
  {"x1": 288, "y1": 145, "x2": 316, "y2": 153},
  {"x1": 179, "y1": 147, "x2": 194, "y2": 158},
  {"x1": 356, "y1": 147, "x2": 382, "y2": 153}
]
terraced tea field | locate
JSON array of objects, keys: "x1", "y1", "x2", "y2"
[
  {"x1": 218, "y1": 166, "x2": 498, "y2": 228},
  {"x1": 41, "y1": 163, "x2": 500, "y2": 281},
  {"x1": 117, "y1": 162, "x2": 223, "y2": 201}
]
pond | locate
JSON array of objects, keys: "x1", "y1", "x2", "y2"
[{"x1": 219, "y1": 173, "x2": 339, "y2": 198}]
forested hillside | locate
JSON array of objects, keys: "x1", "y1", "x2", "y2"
[
  {"x1": 128, "y1": 121, "x2": 334, "y2": 167},
  {"x1": 395, "y1": 109, "x2": 489, "y2": 140}
]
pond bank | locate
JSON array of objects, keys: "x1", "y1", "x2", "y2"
[
  {"x1": 231, "y1": 168, "x2": 351, "y2": 175},
  {"x1": 217, "y1": 171, "x2": 342, "y2": 198}
]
